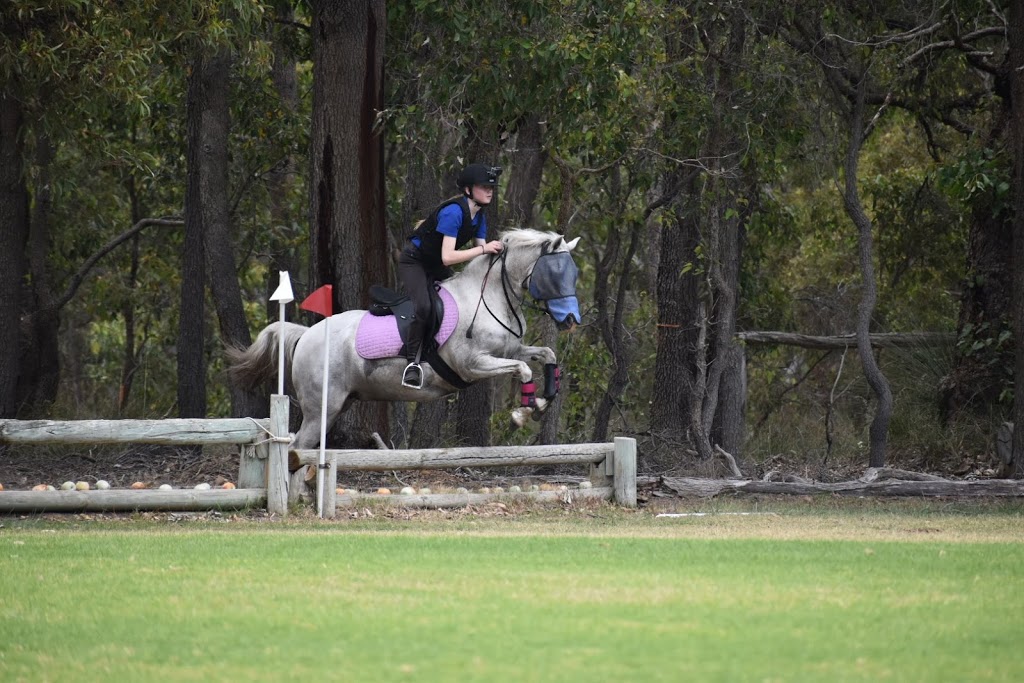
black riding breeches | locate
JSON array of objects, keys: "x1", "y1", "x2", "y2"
[{"x1": 396, "y1": 247, "x2": 445, "y2": 361}]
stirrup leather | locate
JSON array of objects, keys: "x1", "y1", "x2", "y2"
[{"x1": 402, "y1": 362, "x2": 424, "y2": 389}]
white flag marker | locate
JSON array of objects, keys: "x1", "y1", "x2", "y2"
[{"x1": 269, "y1": 271, "x2": 295, "y2": 396}]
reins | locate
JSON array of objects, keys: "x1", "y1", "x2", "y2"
[{"x1": 465, "y1": 248, "x2": 526, "y2": 340}]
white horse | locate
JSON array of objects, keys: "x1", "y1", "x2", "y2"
[{"x1": 227, "y1": 229, "x2": 581, "y2": 449}]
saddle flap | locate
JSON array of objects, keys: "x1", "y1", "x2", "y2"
[
  {"x1": 356, "y1": 285, "x2": 459, "y2": 360},
  {"x1": 370, "y1": 284, "x2": 409, "y2": 311}
]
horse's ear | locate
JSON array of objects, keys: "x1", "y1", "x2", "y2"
[
  {"x1": 551, "y1": 236, "x2": 563, "y2": 251},
  {"x1": 565, "y1": 236, "x2": 581, "y2": 251}
]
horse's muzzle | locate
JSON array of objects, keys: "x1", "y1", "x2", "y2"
[
  {"x1": 555, "y1": 313, "x2": 578, "y2": 332},
  {"x1": 547, "y1": 295, "x2": 580, "y2": 332}
]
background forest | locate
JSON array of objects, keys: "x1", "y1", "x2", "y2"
[{"x1": 2, "y1": 0, "x2": 1022, "y2": 479}]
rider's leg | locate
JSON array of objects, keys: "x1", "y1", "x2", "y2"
[{"x1": 396, "y1": 253, "x2": 433, "y2": 388}]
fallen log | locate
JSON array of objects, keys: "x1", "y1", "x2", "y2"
[
  {"x1": 662, "y1": 477, "x2": 1024, "y2": 498},
  {"x1": 736, "y1": 331, "x2": 953, "y2": 350}
]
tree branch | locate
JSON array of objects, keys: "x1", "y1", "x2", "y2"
[{"x1": 44, "y1": 217, "x2": 184, "y2": 315}]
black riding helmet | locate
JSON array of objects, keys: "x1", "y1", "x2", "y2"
[{"x1": 457, "y1": 163, "x2": 502, "y2": 189}]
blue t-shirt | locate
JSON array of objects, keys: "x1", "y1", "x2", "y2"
[{"x1": 412, "y1": 204, "x2": 487, "y2": 247}]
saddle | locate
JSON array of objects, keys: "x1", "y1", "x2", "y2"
[
  {"x1": 367, "y1": 284, "x2": 445, "y2": 357},
  {"x1": 355, "y1": 285, "x2": 466, "y2": 390}
]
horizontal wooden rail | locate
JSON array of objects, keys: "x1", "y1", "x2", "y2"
[
  {"x1": 290, "y1": 442, "x2": 615, "y2": 472},
  {"x1": 0, "y1": 488, "x2": 266, "y2": 513},
  {"x1": 335, "y1": 486, "x2": 614, "y2": 509},
  {"x1": 0, "y1": 418, "x2": 271, "y2": 446}
]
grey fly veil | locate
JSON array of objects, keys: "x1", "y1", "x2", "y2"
[{"x1": 528, "y1": 250, "x2": 580, "y2": 329}]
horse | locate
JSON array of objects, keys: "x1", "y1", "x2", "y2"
[{"x1": 226, "y1": 229, "x2": 581, "y2": 449}]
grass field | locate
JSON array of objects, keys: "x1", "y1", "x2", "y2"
[{"x1": 1, "y1": 498, "x2": 1022, "y2": 682}]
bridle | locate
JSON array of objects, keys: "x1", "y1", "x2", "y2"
[{"x1": 465, "y1": 247, "x2": 531, "y2": 340}]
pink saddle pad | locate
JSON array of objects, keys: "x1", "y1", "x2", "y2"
[{"x1": 355, "y1": 286, "x2": 459, "y2": 360}]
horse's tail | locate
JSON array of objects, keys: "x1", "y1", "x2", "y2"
[{"x1": 225, "y1": 321, "x2": 307, "y2": 391}]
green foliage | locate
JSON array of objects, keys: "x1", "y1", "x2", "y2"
[
  {"x1": 937, "y1": 147, "x2": 1011, "y2": 218},
  {"x1": 3, "y1": 0, "x2": 1012, "y2": 463}
]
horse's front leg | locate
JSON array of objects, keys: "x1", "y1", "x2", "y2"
[
  {"x1": 510, "y1": 344, "x2": 561, "y2": 423},
  {"x1": 459, "y1": 355, "x2": 539, "y2": 429}
]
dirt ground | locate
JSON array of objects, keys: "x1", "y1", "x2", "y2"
[
  {"x1": 0, "y1": 443, "x2": 601, "y2": 494},
  {"x1": 0, "y1": 436, "x2": 1004, "y2": 497}
]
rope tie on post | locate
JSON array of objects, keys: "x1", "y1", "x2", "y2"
[{"x1": 247, "y1": 417, "x2": 293, "y2": 446}]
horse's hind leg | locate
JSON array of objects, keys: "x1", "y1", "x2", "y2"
[{"x1": 292, "y1": 391, "x2": 350, "y2": 450}]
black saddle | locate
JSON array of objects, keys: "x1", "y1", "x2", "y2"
[{"x1": 368, "y1": 284, "x2": 445, "y2": 356}]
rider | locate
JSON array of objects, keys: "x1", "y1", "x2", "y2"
[{"x1": 397, "y1": 163, "x2": 505, "y2": 388}]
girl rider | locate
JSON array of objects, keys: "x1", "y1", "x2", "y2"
[{"x1": 397, "y1": 163, "x2": 505, "y2": 388}]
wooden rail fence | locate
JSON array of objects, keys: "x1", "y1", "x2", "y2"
[{"x1": 0, "y1": 395, "x2": 638, "y2": 516}]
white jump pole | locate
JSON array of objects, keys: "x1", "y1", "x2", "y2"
[
  {"x1": 267, "y1": 272, "x2": 295, "y2": 517},
  {"x1": 317, "y1": 319, "x2": 330, "y2": 518},
  {"x1": 298, "y1": 283, "x2": 334, "y2": 519}
]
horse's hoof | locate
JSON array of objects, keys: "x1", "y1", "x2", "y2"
[
  {"x1": 531, "y1": 398, "x2": 548, "y2": 421},
  {"x1": 510, "y1": 408, "x2": 529, "y2": 428}
]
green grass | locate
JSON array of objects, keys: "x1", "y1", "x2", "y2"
[{"x1": 1, "y1": 505, "x2": 1023, "y2": 682}]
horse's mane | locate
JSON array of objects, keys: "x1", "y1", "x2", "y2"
[
  {"x1": 446, "y1": 228, "x2": 563, "y2": 284},
  {"x1": 499, "y1": 228, "x2": 563, "y2": 249}
]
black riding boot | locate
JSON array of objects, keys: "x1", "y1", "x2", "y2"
[{"x1": 402, "y1": 322, "x2": 424, "y2": 389}]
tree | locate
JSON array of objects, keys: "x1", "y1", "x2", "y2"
[
  {"x1": 0, "y1": 1, "x2": 178, "y2": 417},
  {"x1": 777, "y1": 0, "x2": 1018, "y2": 466},
  {"x1": 1009, "y1": 0, "x2": 1024, "y2": 474},
  {"x1": 842, "y1": 79, "x2": 894, "y2": 468},
  {"x1": 309, "y1": 0, "x2": 389, "y2": 445},
  {"x1": 650, "y1": 2, "x2": 753, "y2": 465},
  {"x1": 0, "y1": 91, "x2": 28, "y2": 418},
  {"x1": 178, "y1": 50, "x2": 224, "y2": 420}
]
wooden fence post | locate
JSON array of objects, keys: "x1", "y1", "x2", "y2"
[
  {"x1": 613, "y1": 437, "x2": 637, "y2": 508},
  {"x1": 238, "y1": 443, "x2": 266, "y2": 490},
  {"x1": 267, "y1": 394, "x2": 290, "y2": 516},
  {"x1": 322, "y1": 452, "x2": 337, "y2": 519}
]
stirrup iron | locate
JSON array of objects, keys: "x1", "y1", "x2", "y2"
[{"x1": 402, "y1": 362, "x2": 424, "y2": 389}]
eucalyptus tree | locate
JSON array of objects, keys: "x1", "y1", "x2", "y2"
[
  {"x1": 385, "y1": 0, "x2": 664, "y2": 445},
  {"x1": 648, "y1": 0, "x2": 787, "y2": 464},
  {"x1": 776, "y1": 0, "x2": 1013, "y2": 467},
  {"x1": 307, "y1": 0, "x2": 390, "y2": 445},
  {"x1": 1007, "y1": 1, "x2": 1024, "y2": 473},
  {"x1": 180, "y1": 2, "x2": 269, "y2": 420},
  {"x1": 0, "y1": 1, "x2": 183, "y2": 418}
]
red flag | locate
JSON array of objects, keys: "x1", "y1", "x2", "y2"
[{"x1": 300, "y1": 284, "x2": 333, "y2": 318}]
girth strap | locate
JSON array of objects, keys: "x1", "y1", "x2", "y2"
[{"x1": 423, "y1": 348, "x2": 471, "y2": 390}]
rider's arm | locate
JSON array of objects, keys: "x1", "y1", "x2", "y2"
[{"x1": 441, "y1": 236, "x2": 486, "y2": 266}]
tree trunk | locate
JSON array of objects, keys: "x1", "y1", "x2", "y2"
[
  {"x1": 196, "y1": 50, "x2": 266, "y2": 419},
  {"x1": 0, "y1": 92, "x2": 30, "y2": 418},
  {"x1": 178, "y1": 53, "x2": 212, "y2": 420},
  {"x1": 505, "y1": 115, "x2": 547, "y2": 228},
  {"x1": 592, "y1": 168, "x2": 641, "y2": 443},
  {"x1": 650, "y1": 171, "x2": 700, "y2": 436},
  {"x1": 940, "y1": 193, "x2": 1013, "y2": 418},
  {"x1": 118, "y1": 174, "x2": 144, "y2": 414},
  {"x1": 310, "y1": 0, "x2": 388, "y2": 446},
  {"x1": 844, "y1": 80, "x2": 893, "y2": 468},
  {"x1": 1009, "y1": 0, "x2": 1024, "y2": 476},
  {"x1": 18, "y1": 133, "x2": 60, "y2": 414},
  {"x1": 507, "y1": 120, "x2": 563, "y2": 445},
  {"x1": 265, "y1": 0, "x2": 301, "y2": 327}
]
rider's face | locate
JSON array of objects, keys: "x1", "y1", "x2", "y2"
[{"x1": 469, "y1": 184, "x2": 494, "y2": 206}]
